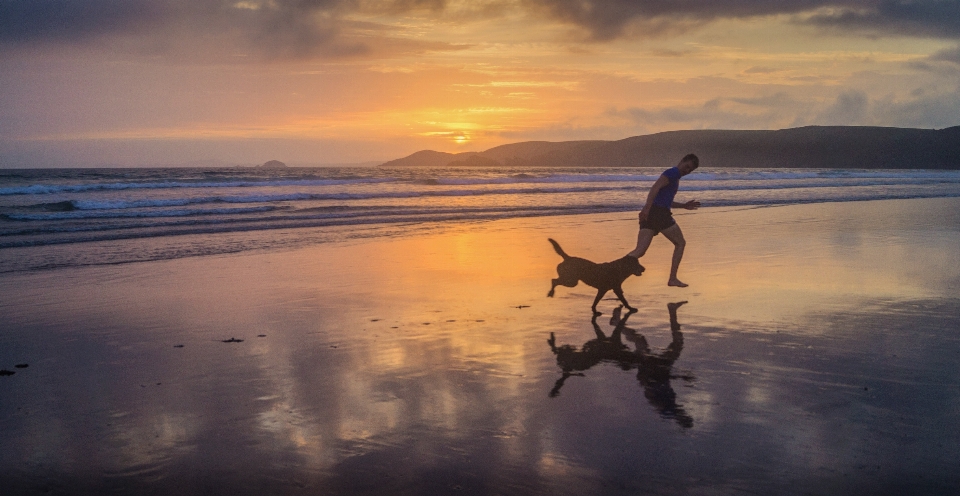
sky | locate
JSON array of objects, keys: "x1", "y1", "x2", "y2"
[{"x1": 1, "y1": 0, "x2": 959, "y2": 167}]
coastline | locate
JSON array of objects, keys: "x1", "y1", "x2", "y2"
[{"x1": 1, "y1": 197, "x2": 959, "y2": 495}]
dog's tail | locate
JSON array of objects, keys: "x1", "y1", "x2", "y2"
[{"x1": 548, "y1": 238, "x2": 569, "y2": 260}]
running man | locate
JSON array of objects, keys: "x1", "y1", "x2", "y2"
[{"x1": 627, "y1": 154, "x2": 700, "y2": 287}]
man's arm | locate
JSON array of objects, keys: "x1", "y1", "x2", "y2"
[
  {"x1": 638, "y1": 175, "x2": 670, "y2": 222},
  {"x1": 671, "y1": 200, "x2": 701, "y2": 210}
]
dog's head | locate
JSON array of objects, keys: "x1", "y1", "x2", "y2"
[{"x1": 622, "y1": 256, "x2": 645, "y2": 277}]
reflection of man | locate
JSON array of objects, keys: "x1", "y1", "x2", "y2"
[
  {"x1": 628, "y1": 154, "x2": 701, "y2": 288},
  {"x1": 624, "y1": 302, "x2": 693, "y2": 428},
  {"x1": 546, "y1": 302, "x2": 694, "y2": 429}
]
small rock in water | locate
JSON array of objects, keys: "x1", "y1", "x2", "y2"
[
  {"x1": 15, "y1": 363, "x2": 28, "y2": 368},
  {"x1": 0, "y1": 370, "x2": 15, "y2": 376},
  {"x1": 371, "y1": 318, "x2": 381, "y2": 322},
  {"x1": 173, "y1": 344, "x2": 184, "y2": 348},
  {"x1": 516, "y1": 305, "x2": 530, "y2": 309},
  {"x1": 222, "y1": 338, "x2": 244, "y2": 343},
  {"x1": 257, "y1": 334, "x2": 266, "y2": 337}
]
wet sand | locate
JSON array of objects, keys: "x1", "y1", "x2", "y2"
[{"x1": 2, "y1": 197, "x2": 960, "y2": 495}]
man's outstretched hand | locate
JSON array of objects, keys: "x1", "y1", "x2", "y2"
[{"x1": 681, "y1": 200, "x2": 701, "y2": 210}]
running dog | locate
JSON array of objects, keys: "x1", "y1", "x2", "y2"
[{"x1": 547, "y1": 238, "x2": 644, "y2": 315}]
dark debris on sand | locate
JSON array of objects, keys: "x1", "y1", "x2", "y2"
[
  {"x1": 222, "y1": 338, "x2": 244, "y2": 343},
  {"x1": 15, "y1": 363, "x2": 28, "y2": 368},
  {"x1": 0, "y1": 370, "x2": 14, "y2": 376}
]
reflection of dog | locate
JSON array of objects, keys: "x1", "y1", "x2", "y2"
[{"x1": 547, "y1": 238, "x2": 644, "y2": 315}]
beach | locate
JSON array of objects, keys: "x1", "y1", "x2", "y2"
[{"x1": 2, "y1": 197, "x2": 960, "y2": 495}]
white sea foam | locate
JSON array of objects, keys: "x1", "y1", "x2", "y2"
[
  {"x1": 0, "y1": 177, "x2": 396, "y2": 196},
  {"x1": 5, "y1": 206, "x2": 278, "y2": 221},
  {"x1": 4, "y1": 169, "x2": 959, "y2": 196}
]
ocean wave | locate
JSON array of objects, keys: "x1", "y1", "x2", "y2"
[
  {"x1": 14, "y1": 186, "x2": 637, "y2": 212},
  {"x1": 4, "y1": 190, "x2": 960, "y2": 251},
  {"x1": 10, "y1": 176, "x2": 955, "y2": 213},
  {"x1": 5, "y1": 169, "x2": 960, "y2": 196},
  {"x1": 3, "y1": 205, "x2": 280, "y2": 221},
  {"x1": 0, "y1": 177, "x2": 397, "y2": 196}
]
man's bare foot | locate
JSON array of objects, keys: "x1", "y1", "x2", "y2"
[
  {"x1": 667, "y1": 301, "x2": 688, "y2": 311},
  {"x1": 668, "y1": 278, "x2": 688, "y2": 288}
]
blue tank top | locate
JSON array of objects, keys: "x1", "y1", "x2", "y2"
[{"x1": 652, "y1": 167, "x2": 681, "y2": 208}]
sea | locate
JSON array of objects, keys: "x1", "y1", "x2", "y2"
[{"x1": 2, "y1": 166, "x2": 960, "y2": 272}]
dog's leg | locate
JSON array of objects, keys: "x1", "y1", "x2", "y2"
[
  {"x1": 549, "y1": 372, "x2": 572, "y2": 398},
  {"x1": 548, "y1": 279, "x2": 559, "y2": 297},
  {"x1": 613, "y1": 286, "x2": 636, "y2": 312},
  {"x1": 591, "y1": 289, "x2": 608, "y2": 316},
  {"x1": 591, "y1": 315, "x2": 606, "y2": 339}
]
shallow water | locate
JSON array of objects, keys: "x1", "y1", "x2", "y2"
[{"x1": 1, "y1": 198, "x2": 959, "y2": 495}]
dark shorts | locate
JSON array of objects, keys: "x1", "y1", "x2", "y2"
[{"x1": 639, "y1": 205, "x2": 676, "y2": 235}]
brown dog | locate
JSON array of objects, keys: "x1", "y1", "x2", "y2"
[{"x1": 547, "y1": 238, "x2": 644, "y2": 315}]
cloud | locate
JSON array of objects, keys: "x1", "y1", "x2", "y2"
[
  {"x1": 0, "y1": 0, "x2": 468, "y2": 60},
  {"x1": 816, "y1": 90, "x2": 869, "y2": 125},
  {"x1": 871, "y1": 86, "x2": 960, "y2": 128},
  {"x1": 802, "y1": 1, "x2": 960, "y2": 39},
  {"x1": 0, "y1": 0, "x2": 168, "y2": 44},
  {"x1": 728, "y1": 93, "x2": 798, "y2": 107},
  {"x1": 607, "y1": 100, "x2": 799, "y2": 132},
  {"x1": 601, "y1": 85, "x2": 960, "y2": 135},
  {"x1": 930, "y1": 45, "x2": 960, "y2": 64},
  {"x1": 5, "y1": 1, "x2": 960, "y2": 59},
  {"x1": 504, "y1": 1, "x2": 960, "y2": 45},
  {"x1": 523, "y1": 0, "x2": 809, "y2": 40},
  {"x1": 814, "y1": 86, "x2": 960, "y2": 128},
  {"x1": 743, "y1": 66, "x2": 782, "y2": 74},
  {"x1": 524, "y1": 1, "x2": 960, "y2": 41}
]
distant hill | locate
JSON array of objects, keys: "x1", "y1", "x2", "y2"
[{"x1": 379, "y1": 126, "x2": 960, "y2": 169}]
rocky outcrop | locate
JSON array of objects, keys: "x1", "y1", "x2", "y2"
[{"x1": 257, "y1": 160, "x2": 287, "y2": 168}]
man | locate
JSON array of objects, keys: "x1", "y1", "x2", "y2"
[{"x1": 627, "y1": 154, "x2": 700, "y2": 287}]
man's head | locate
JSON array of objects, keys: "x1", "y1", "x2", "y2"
[{"x1": 678, "y1": 154, "x2": 699, "y2": 176}]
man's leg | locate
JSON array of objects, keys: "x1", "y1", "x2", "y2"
[
  {"x1": 628, "y1": 228, "x2": 656, "y2": 258},
  {"x1": 660, "y1": 224, "x2": 687, "y2": 287}
]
